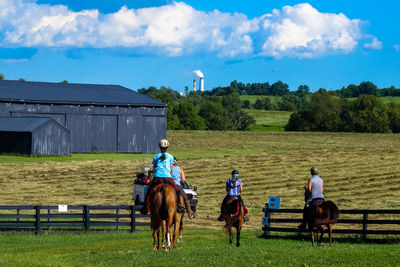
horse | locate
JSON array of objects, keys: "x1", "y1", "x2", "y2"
[
  {"x1": 303, "y1": 189, "x2": 340, "y2": 246},
  {"x1": 148, "y1": 183, "x2": 178, "y2": 251},
  {"x1": 221, "y1": 197, "x2": 245, "y2": 247}
]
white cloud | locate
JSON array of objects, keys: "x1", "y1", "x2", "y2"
[
  {"x1": 260, "y1": 3, "x2": 362, "y2": 58},
  {"x1": 393, "y1": 45, "x2": 400, "y2": 51},
  {"x1": 0, "y1": 1, "x2": 371, "y2": 59},
  {"x1": 364, "y1": 37, "x2": 383, "y2": 50}
]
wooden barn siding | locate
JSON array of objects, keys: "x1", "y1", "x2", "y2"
[
  {"x1": 32, "y1": 121, "x2": 71, "y2": 156},
  {"x1": 0, "y1": 102, "x2": 166, "y2": 153}
]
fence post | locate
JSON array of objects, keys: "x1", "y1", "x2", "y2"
[
  {"x1": 35, "y1": 206, "x2": 41, "y2": 235},
  {"x1": 84, "y1": 205, "x2": 90, "y2": 232},
  {"x1": 130, "y1": 205, "x2": 136, "y2": 233},
  {"x1": 17, "y1": 209, "x2": 20, "y2": 223},
  {"x1": 362, "y1": 212, "x2": 368, "y2": 240},
  {"x1": 116, "y1": 208, "x2": 120, "y2": 230},
  {"x1": 263, "y1": 204, "x2": 271, "y2": 237},
  {"x1": 48, "y1": 209, "x2": 51, "y2": 223}
]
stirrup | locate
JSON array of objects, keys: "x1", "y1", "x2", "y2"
[
  {"x1": 243, "y1": 215, "x2": 249, "y2": 222},
  {"x1": 177, "y1": 204, "x2": 185, "y2": 213},
  {"x1": 217, "y1": 215, "x2": 224, "y2": 221},
  {"x1": 139, "y1": 206, "x2": 148, "y2": 215}
]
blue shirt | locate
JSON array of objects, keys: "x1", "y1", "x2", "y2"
[
  {"x1": 171, "y1": 165, "x2": 182, "y2": 186},
  {"x1": 152, "y1": 152, "x2": 174, "y2": 178},
  {"x1": 226, "y1": 177, "x2": 242, "y2": 196}
]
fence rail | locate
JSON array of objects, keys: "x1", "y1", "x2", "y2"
[
  {"x1": 262, "y1": 206, "x2": 400, "y2": 239},
  {"x1": 0, "y1": 205, "x2": 150, "y2": 233}
]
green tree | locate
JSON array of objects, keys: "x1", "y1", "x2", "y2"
[
  {"x1": 167, "y1": 106, "x2": 180, "y2": 130},
  {"x1": 0, "y1": 73, "x2": 4, "y2": 80},
  {"x1": 172, "y1": 102, "x2": 205, "y2": 130},
  {"x1": 350, "y1": 95, "x2": 390, "y2": 133},
  {"x1": 241, "y1": 100, "x2": 251, "y2": 109},
  {"x1": 387, "y1": 103, "x2": 400, "y2": 133},
  {"x1": 199, "y1": 101, "x2": 230, "y2": 130}
]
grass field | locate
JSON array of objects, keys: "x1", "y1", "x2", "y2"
[
  {"x1": 1, "y1": 130, "x2": 400, "y2": 232},
  {"x1": 244, "y1": 109, "x2": 291, "y2": 131},
  {"x1": 0, "y1": 230, "x2": 399, "y2": 266}
]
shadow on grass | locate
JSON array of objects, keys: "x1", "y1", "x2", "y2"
[{"x1": 258, "y1": 232, "x2": 400, "y2": 244}]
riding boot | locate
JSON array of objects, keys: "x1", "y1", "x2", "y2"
[
  {"x1": 176, "y1": 191, "x2": 185, "y2": 213},
  {"x1": 184, "y1": 200, "x2": 196, "y2": 219}
]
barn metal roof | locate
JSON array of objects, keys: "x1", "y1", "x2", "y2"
[
  {"x1": 0, "y1": 80, "x2": 166, "y2": 107},
  {"x1": 0, "y1": 117, "x2": 64, "y2": 133}
]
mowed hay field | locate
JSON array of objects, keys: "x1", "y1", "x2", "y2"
[{"x1": 0, "y1": 131, "x2": 400, "y2": 231}]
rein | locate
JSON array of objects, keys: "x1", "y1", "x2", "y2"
[{"x1": 230, "y1": 202, "x2": 240, "y2": 217}]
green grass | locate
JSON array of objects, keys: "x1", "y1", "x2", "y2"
[
  {"x1": 244, "y1": 110, "x2": 292, "y2": 131},
  {"x1": 0, "y1": 230, "x2": 399, "y2": 266},
  {"x1": 0, "y1": 153, "x2": 153, "y2": 164},
  {"x1": 240, "y1": 95, "x2": 282, "y2": 104}
]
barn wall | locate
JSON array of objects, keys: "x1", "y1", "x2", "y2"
[
  {"x1": 0, "y1": 102, "x2": 166, "y2": 153},
  {"x1": 32, "y1": 121, "x2": 71, "y2": 156}
]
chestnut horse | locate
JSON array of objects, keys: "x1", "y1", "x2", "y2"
[
  {"x1": 304, "y1": 189, "x2": 340, "y2": 246},
  {"x1": 149, "y1": 183, "x2": 177, "y2": 251},
  {"x1": 222, "y1": 197, "x2": 245, "y2": 247}
]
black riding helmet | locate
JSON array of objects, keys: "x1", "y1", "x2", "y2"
[{"x1": 232, "y1": 170, "x2": 239, "y2": 176}]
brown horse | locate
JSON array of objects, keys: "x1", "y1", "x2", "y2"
[
  {"x1": 149, "y1": 183, "x2": 177, "y2": 251},
  {"x1": 222, "y1": 197, "x2": 245, "y2": 247},
  {"x1": 304, "y1": 190, "x2": 340, "y2": 246}
]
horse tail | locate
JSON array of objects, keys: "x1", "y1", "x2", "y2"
[
  {"x1": 324, "y1": 200, "x2": 340, "y2": 222},
  {"x1": 223, "y1": 199, "x2": 241, "y2": 230}
]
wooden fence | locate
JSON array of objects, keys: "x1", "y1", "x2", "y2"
[
  {"x1": 262, "y1": 206, "x2": 400, "y2": 239},
  {"x1": 0, "y1": 205, "x2": 150, "y2": 233}
]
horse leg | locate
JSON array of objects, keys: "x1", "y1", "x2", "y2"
[
  {"x1": 178, "y1": 216, "x2": 183, "y2": 243},
  {"x1": 328, "y1": 224, "x2": 333, "y2": 247},
  {"x1": 161, "y1": 220, "x2": 166, "y2": 249},
  {"x1": 236, "y1": 226, "x2": 241, "y2": 247},
  {"x1": 228, "y1": 227, "x2": 233, "y2": 247},
  {"x1": 317, "y1": 225, "x2": 324, "y2": 246},
  {"x1": 309, "y1": 223, "x2": 315, "y2": 246},
  {"x1": 153, "y1": 227, "x2": 159, "y2": 250}
]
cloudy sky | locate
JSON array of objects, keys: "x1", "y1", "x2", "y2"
[{"x1": 0, "y1": 0, "x2": 399, "y2": 92}]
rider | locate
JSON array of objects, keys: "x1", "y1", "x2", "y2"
[
  {"x1": 171, "y1": 157, "x2": 196, "y2": 218},
  {"x1": 140, "y1": 139, "x2": 195, "y2": 219},
  {"x1": 299, "y1": 166, "x2": 325, "y2": 229},
  {"x1": 217, "y1": 170, "x2": 248, "y2": 222}
]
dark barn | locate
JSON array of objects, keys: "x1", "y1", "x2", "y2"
[{"x1": 0, "y1": 80, "x2": 166, "y2": 154}]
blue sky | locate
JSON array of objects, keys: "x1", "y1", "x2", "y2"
[{"x1": 0, "y1": 0, "x2": 399, "y2": 93}]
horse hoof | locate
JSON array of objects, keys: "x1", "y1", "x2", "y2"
[
  {"x1": 318, "y1": 242, "x2": 323, "y2": 246},
  {"x1": 178, "y1": 237, "x2": 183, "y2": 243},
  {"x1": 229, "y1": 243, "x2": 233, "y2": 248},
  {"x1": 236, "y1": 243, "x2": 240, "y2": 247},
  {"x1": 162, "y1": 243, "x2": 165, "y2": 249},
  {"x1": 153, "y1": 245, "x2": 158, "y2": 251}
]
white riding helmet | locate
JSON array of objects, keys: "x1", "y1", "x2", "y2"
[{"x1": 159, "y1": 139, "x2": 169, "y2": 148}]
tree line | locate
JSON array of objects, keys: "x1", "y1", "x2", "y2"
[
  {"x1": 286, "y1": 90, "x2": 400, "y2": 133},
  {"x1": 138, "y1": 86, "x2": 255, "y2": 131}
]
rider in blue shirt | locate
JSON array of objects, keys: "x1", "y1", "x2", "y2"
[
  {"x1": 140, "y1": 139, "x2": 194, "y2": 219},
  {"x1": 218, "y1": 170, "x2": 248, "y2": 222},
  {"x1": 171, "y1": 157, "x2": 196, "y2": 217}
]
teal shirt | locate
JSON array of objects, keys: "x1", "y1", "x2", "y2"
[{"x1": 152, "y1": 152, "x2": 174, "y2": 177}]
